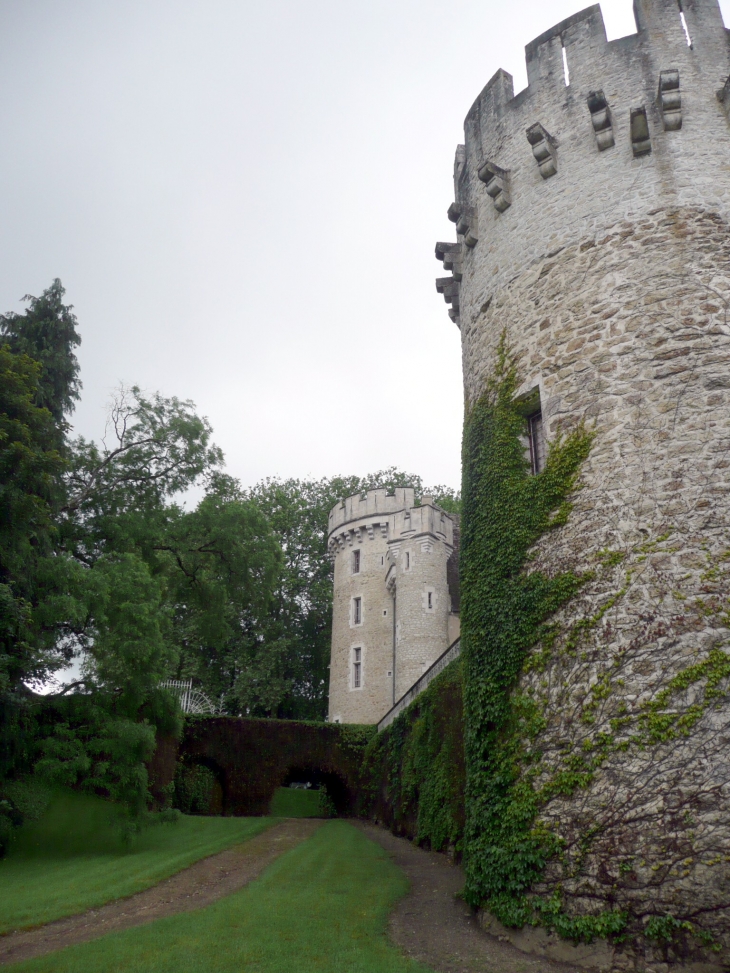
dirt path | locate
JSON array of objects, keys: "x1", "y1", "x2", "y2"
[
  {"x1": 0, "y1": 817, "x2": 323, "y2": 967},
  {"x1": 357, "y1": 822, "x2": 583, "y2": 973}
]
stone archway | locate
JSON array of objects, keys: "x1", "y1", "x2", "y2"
[
  {"x1": 149, "y1": 718, "x2": 369, "y2": 817},
  {"x1": 280, "y1": 765, "x2": 352, "y2": 816}
]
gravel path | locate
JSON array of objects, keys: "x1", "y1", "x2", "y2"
[
  {"x1": 356, "y1": 822, "x2": 584, "y2": 973},
  {"x1": 0, "y1": 817, "x2": 323, "y2": 967}
]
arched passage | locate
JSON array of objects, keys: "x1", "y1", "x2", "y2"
[
  {"x1": 173, "y1": 756, "x2": 227, "y2": 815},
  {"x1": 150, "y1": 717, "x2": 369, "y2": 817},
  {"x1": 279, "y1": 765, "x2": 352, "y2": 816}
]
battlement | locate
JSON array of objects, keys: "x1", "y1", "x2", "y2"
[
  {"x1": 465, "y1": 0, "x2": 725, "y2": 127},
  {"x1": 435, "y1": 0, "x2": 730, "y2": 328},
  {"x1": 327, "y1": 488, "x2": 454, "y2": 548},
  {"x1": 328, "y1": 488, "x2": 415, "y2": 535}
]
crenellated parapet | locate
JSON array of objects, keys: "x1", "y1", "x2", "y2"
[
  {"x1": 326, "y1": 488, "x2": 454, "y2": 557},
  {"x1": 435, "y1": 0, "x2": 730, "y2": 334}
]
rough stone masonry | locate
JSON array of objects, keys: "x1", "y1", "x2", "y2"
[{"x1": 437, "y1": 0, "x2": 730, "y2": 967}]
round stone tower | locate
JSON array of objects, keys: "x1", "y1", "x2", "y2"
[
  {"x1": 438, "y1": 0, "x2": 730, "y2": 959},
  {"x1": 327, "y1": 488, "x2": 457, "y2": 725}
]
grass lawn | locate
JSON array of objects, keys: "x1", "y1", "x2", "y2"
[
  {"x1": 269, "y1": 786, "x2": 322, "y2": 817},
  {"x1": 0, "y1": 791, "x2": 272, "y2": 934},
  {"x1": 8, "y1": 820, "x2": 434, "y2": 973}
]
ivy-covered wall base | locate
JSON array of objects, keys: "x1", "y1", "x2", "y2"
[
  {"x1": 360, "y1": 659, "x2": 465, "y2": 853},
  {"x1": 457, "y1": 329, "x2": 730, "y2": 970}
]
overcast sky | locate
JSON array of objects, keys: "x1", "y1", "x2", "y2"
[{"x1": 1, "y1": 0, "x2": 726, "y2": 496}]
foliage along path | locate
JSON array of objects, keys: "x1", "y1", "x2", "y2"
[{"x1": 0, "y1": 818, "x2": 322, "y2": 967}]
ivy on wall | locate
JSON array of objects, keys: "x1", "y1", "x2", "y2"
[
  {"x1": 361, "y1": 659, "x2": 464, "y2": 852},
  {"x1": 459, "y1": 337, "x2": 596, "y2": 926}
]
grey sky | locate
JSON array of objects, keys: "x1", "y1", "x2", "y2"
[{"x1": 2, "y1": 0, "x2": 724, "y2": 495}]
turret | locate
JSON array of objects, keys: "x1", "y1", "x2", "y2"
[{"x1": 327, "y1": 489, "x2": 457, "y2": 724}]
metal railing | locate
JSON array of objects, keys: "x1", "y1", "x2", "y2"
[
  {"x1": 377, "y1": 638, "x2": 461, "y2": 732},
  {"x1": 159, "y1": 679, "x2": 219, "y2": 715}
]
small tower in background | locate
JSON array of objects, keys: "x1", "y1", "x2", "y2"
[{"x1": 327, "y1": 488, "x2": 458, "y2": 725}]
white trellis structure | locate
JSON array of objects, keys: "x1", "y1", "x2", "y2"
[{"x1": 160, "y1": 679, "x2": 219, "y2": 715}]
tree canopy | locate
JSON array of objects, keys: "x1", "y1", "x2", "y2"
[{"x1": 0, "y1": 280, "x2": 460, "y2": 831}]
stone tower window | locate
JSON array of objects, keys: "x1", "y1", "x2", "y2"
[
  {"x1": 405, "y1": 551, "x2": 410, "y2": 570},
  {"x1": 353, "y1": 597, "x2": 362, "y2": 625},
  {"x1": 528, "y1": 411, "x2": 546, "y2": 474},
  {"x1": 423, "y1": 586, "x2": 436, "y2": 613},
  {"x1": 352, "y1": 549, "x2": 361, "y2": 574},
  {"x1": 352, "y1": 647, "x2": 362, "y2": 689}
]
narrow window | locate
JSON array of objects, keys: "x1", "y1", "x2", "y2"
[
  {"x1": 561, "y1": 38, "x2": 570, "y2": 86},
  {"x1": 353, "y1": 647, "x2": 362, "y2": 688},
  {"x1": 352, "y1": 549, "x2": 361, "y2": 574},
  {"x1": 677, "y1": 0, "x2": 692, "y2": 46},
  {"x1": 428, "y1": 591, "x2": 433, "y2": 609},
  {"x1": 528, "y1": 411, "x2": 546, "y2": 474},
  {"x1": 405, "y1": 551, "x2": 410, "y2": 570},
  {"x1": 353, "y1": 597, "x2": 362, "y2": 625}
]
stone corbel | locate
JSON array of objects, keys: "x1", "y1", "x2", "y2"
[
  {"x1": 435, "y1": 242, "x2": 463, "y2": 281},
  {"x1": 447, "y1": 202, "x2": 478, "y2": 247},
  {"x1": 367, "y1": 524, "x2": 375, "y2": 540},
  {"x1": 526, "y1": 122, "x2": 558, "y2": 178},
  {"x1": 658, "y1": 70, "x2": 681, "y2": 130},
  {"x1": 630, "y1": 106, "x2": 652, "y2": 156},
  {"x1": 380, "y1": 523, "x2": 388, "y2": 538},
  {"x1": 436, "y1": 276, "x2": 460, "y2": 307},
  {"x1": 587, "y1": 90, "x2": 614, "y2": 150},
  {"x1": 436, "y1": 276, "x2": 460, "y2": 328},
  {"x1": 477, "y1": 161, "x2": 511, "y2": 213}
]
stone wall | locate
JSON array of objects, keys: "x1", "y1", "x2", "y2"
[{"x1": 438, "y1": 0, "x2": 730, "y2": 963}]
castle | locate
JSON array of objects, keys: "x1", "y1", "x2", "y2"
[
  {"x1": 434, "y1": 0, "x2": 730, "y2": 960},
  {"x1": 326, "y1": 489, "x2": 459, "y2": 725}
]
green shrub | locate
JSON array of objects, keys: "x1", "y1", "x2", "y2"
[{"x1": 173, "y1": 763, "x2": 221, "y2": 815}]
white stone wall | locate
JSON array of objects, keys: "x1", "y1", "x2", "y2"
[
  {"x1": 327, "y1": 490, "x2": 455, "y2": 724},
  {"x1": 440, "y1": 0, "x2": 730, "y2": 953}
]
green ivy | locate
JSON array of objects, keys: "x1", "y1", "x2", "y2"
[
  {"x1": 361, "y1": 659, "x2": 464, "y2": 852},
  {"x1": 460, "y1": 336, "x2": 596, "y2": 924}
]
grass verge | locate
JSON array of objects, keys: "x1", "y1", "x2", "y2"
[
  {"x1": 0, "y1": 791, "x2": 272, "y2": 934},
  {"x1": 7, "y1": 820, "x2": 433, "y2": 973}
]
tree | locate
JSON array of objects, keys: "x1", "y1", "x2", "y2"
[
  {"x1": 0, "y1": 335, "x2": 86, "y2": 787},
  {"x1": 0, "y1": 285, "x2": 241, "y2": 826},
  {"x1": 0, "y1": 280, "x2": 81, "y2": 431}
]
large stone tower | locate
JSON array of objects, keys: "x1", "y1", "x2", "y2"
[
  {"x1": 438, "y1": 0, "x2": 730, "y2": 960},
  {"x1": 327, "y1": 488, "x2": 458, "y2": 725}
]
